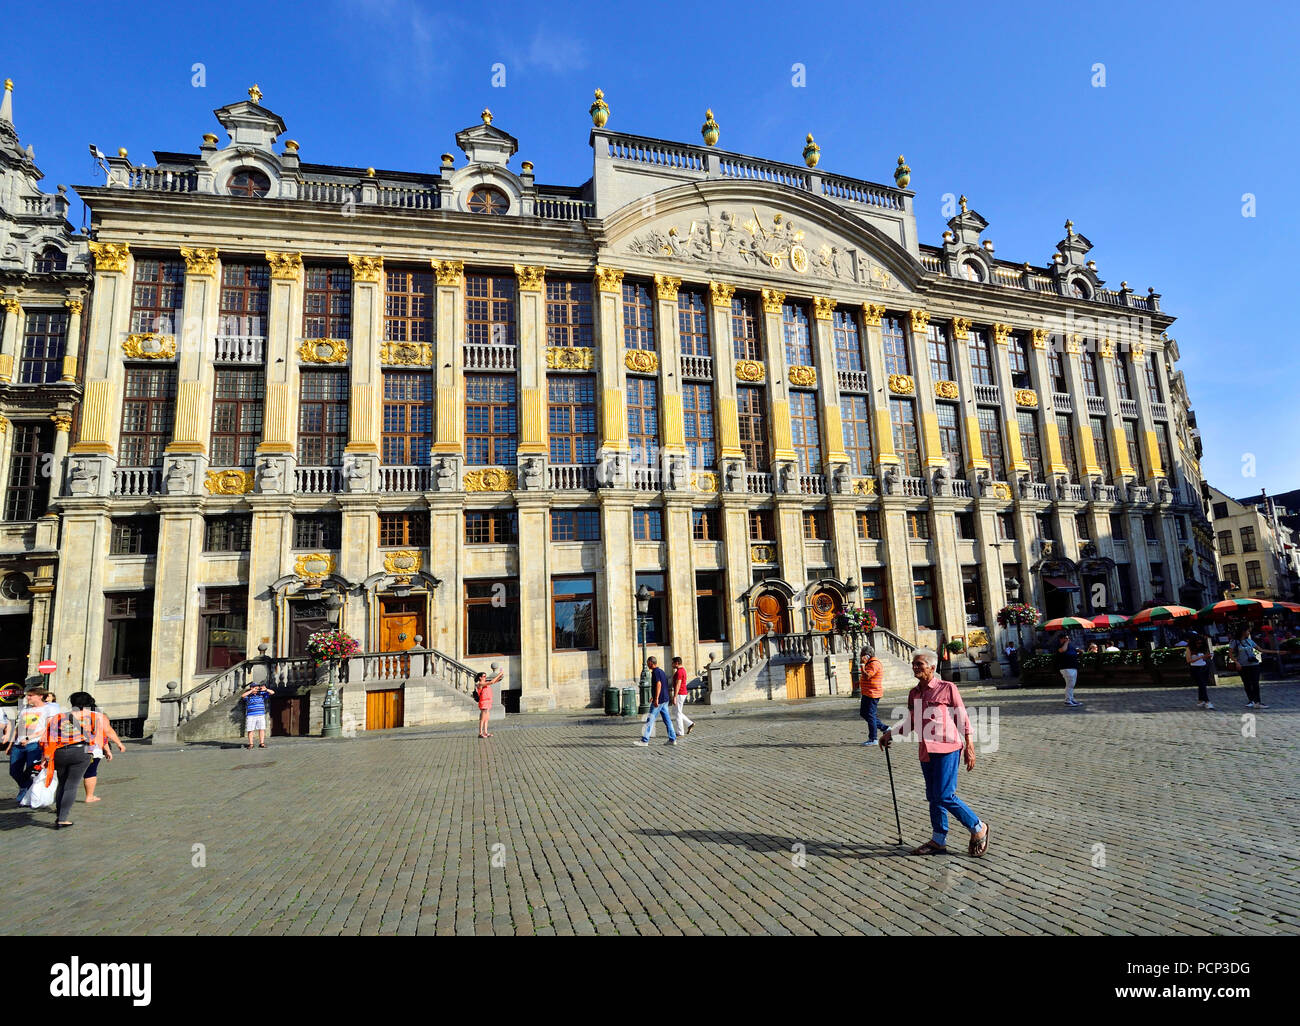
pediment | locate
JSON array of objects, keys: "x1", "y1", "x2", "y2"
[{"x1": 602, "y1": 182, "x2": 923, "y2": 294}]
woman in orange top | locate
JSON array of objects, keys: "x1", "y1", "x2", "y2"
[
  {"x1": 476, "y1": 668, "x2": 503, "y2": 739},
  {"x1": 858, "y1": 644, "x2": 886, "y2": 746}
]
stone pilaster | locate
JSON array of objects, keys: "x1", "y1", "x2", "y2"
[
  {"x1": 49, "y1": 414, "x2": 72, "y2": 506},
  {"x1": 61, "y1": 297, "x2": 85, "y2": 382},
  {"x1": 515, "y1": 491, "x2": 555, "y2": 711},
  {"x1": 1024, "y1": 327, "x2": 1069, "y2": 478},
  {"x1": 1060, "y1": 334, "x2": 1103, "y2": 479},
  {"x1": 515, "y1": 264, "x2": 548, "y2": 458},
  {"x1": 165, "y1": 248, "x2": 221, "y2": 493},
  {"x1": 0, "y1": 297, "x2": 21, "y2": 383},
  {"x1": 258, "y1": 252, "x2": 303, "y2": 472},
  {"x1": 594, "y1": 267, "x2": 626, "y2": 457},
  {"x1": 760, "y1": 288, "x2": 795, "y2": 465},
  {"x1": 709, "y1": 281, "x2": 744, "y2": 465},
  {"x1": 1125, "y1": 343, "x2": 1163, "y2": 482},
  {"x1": 810, "y1": 296, "x2": 848, "y2": 475},
  {"x1": 47, "y1": 508, "x2": 110, "y2": 703},
  {"x1": 1095, "y1": 337, "x2": 1134, "y2": 479},
  {"x1": 879, "y1": 497, "x2": 917, "y2": 640},
  {"x1": 860, "y1": 303, "x2": 897, "y2": 467},
  {"x1": 246, "y1": 496, "x2": 293, "y2": 654},
  {"x1": 598, "y1": 490, "x2": 637, "y2": 688},
  {"x1": 431, "y1": 260, "x2": 465, "y2": 460},
  {"x1": 71, "y1": 245, "x2": 133, "y2": 456},
  {"x1": 990, "y1": 324, "x2": 1028, "y2": 478},
  {"x1": 428, "y1": 493, "x2": 462, "y2": 656},
  {"x1": 774, "y1": 496, "x2": 806, "y2": 616},
  {"x1": 150, "y1": 501, "x2": 204, "y2": 724},
  {"x1": 721, "y1": 492, "x2": 752, "y2": 644},
  {"x1": 345, "y1": 254, "x2": 384, "y2": 460},
  {"x1": 930, "y1": 496, "x2": 966, "y2": 639},
  {"x1": 664, "y1": 494, "x2": 697, "y2": 657},
  {"x1": 908, "y1": 310, "x2": 947, "y2": 475},
  {"x1": 654, "y1": 274, "x2": 686, "y2": 464},
  {"x1": 952, "y1": 319, "x2": 988, "y2": 476}
]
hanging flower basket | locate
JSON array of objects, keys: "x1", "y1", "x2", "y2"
[
  {"x1": 306, "y1": 628, "x2": 359, "y2": 665},
  {"x1": 839, "y1": 607, "x2": 878, "y2": 633},
  {"x1": 996, "y1": 603, "x2": 1042, "y2": 628}
]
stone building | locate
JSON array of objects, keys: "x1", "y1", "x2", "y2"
[
  {"x1": 1209, "y1": 485, "x2": 1298, "y2": 601},
  {"x1": 0, "y1": 78, "x2": 90, "y2": 687},
  {"x1": 47, "y1": 86, "x2": 1211, "y2": 731}
]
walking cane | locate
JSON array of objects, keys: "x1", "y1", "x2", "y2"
[{"x1": 882, "y1": 742, "x2": 903, "y2": 846}]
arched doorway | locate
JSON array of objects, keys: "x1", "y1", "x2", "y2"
[
  {"x1": 754, "y1": 591, "x2": 788, "y2": 636},
  {"x1": 807, "y1": 587, "x2": 843, "y2": 633}
]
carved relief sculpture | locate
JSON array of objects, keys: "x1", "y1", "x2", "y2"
[
  {"x1": 348, "y1": 254, "x2": 383, "y2": 283},
  {"x1": 122, "y1": 334, "x2": 177, "y2": 359},
  {"x1": 546, "y1": 347, "x2": 595, "y2": 370},
  {"x1": 934, "y1": 380, "x2": 959, "y2": 400},
  {"x1": 787, "y1": 365, "x2": 817, "y2": 387},
  {"x1": 265, "y1": 251, "x2": 303, "y2": 280},
  {"x1": 180, "y1": 247, "x2": 219, "y2": 276},
  {"x1": 379, "y1": 342, "x2": 434, "y2": 366},
  {"x1": 204, "y1": 469, "x2": 254, "y2": 495},
  {"x1": 625, "y1": 350, "x2": 658, "y2": 374},
  {"x1": 299, "y1": 339, "x2": 349, "y2": 363},
  {"x1": 87, "y1": 241, "x2": 129, "y2": 272},
  {"x1": 888, "y1": 374, "x2": 915, "y2": 395},
  {"x1": 735, "y1": 359, "x2": 765, "y2": 382}
]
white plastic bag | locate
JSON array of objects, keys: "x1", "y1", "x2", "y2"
[{"x1": 24, "y1": 772, "x2": 56, "y2": 809}]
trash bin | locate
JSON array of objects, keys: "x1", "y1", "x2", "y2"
[
  {"x1": 621, "y1": 686, "x2": 638, "y2": 717},
  {"x1": 604, "y1": 686, "x2": 621, "y2": 716}
]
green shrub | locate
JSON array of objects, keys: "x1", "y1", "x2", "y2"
[{"x1": 1021, "y1": 653, "x2": 1056, "y2": 672}]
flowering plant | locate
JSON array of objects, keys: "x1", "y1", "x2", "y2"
[
  {"x1": 840, "y1": 607, "x2": 878, "y2": 633},
  {"x1": 306, "y1": 628, "x2": 359, "y2": 665},
  {"x1": 996, "y1": 603, "x2": 1042, "y2": 628}
]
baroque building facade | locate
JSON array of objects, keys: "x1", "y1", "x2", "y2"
[
  {"x1": 0, "y1": 79, "x2": 90, "y2": 687},
  {"x1": 42, "y1": 86, "x2": 1213, "y2": 729}
]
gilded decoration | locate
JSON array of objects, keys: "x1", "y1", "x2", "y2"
[
  {"x1": 299, "y1": 339, "x2": 349, "y2": 364},
  {"x1": 852, "y1": 477, "x2": 877, "y2": 496},
  {"x1": 589, "y1": 88, "x2": 610, "y2": 128},
  {"x1": 735, "y1": 359, "x2": 765, "y2": 382},
  {"x1": 122, "y1": 334, "x2": 177, "y2": 359},
  {"x1": 0, "y1": 298, "x2": 19, "y2": 316},
  {"x1": 909, "y1": 310, "x2": 930, "y2": 334},
  {"x1": 383, "y1": 550, "x2": 423, "y2": 580},
  {"x1": 433, "y1": 259, "x2": 465, "y2": 286},
  {"x1": 693, "y1": 472, "x2": 719, "y2": 493},
  {"x1": 348, "y1": 254, "x2": 384, "y2": 284},
  {"x1": 515, "y1": 264, "x2": 546, "y2": 291},
  {"x1": 951, "y1": 316, "x2": 972, "y2": 340},
  {"x1": 888, "y1": 373, "x2": 915, "y2": 395},
  {"x1": 625, "y1": 350, "x2": 659, "y2": 374},
  {"x1": 204, "y1": 469, "x2": 254, "y2": 495},
  {"x1": 546, "y1": 346, "x2": 595, "y2": 370},
  {"x1": 63, "y1": 299, "x2": 83, "y2": 315},
  {"x1": 1031, "y1": 328, "x2": 1050, "y2": 351},
  {"x1": 1014, "y1": 389, "x2": 1039, "y2": 408},
  {"x1": 709, "y1": 281, "x2": 736, "y2": 308},
  {"x1": 49, "y1": 414, "x2": 73, "y2": 433},
  {"x1": 87, "y1": 241, "x2": 129, "y2": 273},
  {"x1": 992, "y1": 322, "x2": 1013, "y2": 347},
  {"x1": 180, "y1": 247, "x2": 219, "y2": 276},
  {"x1": 968, "y1": 628, "x2": 990, "y2": 648},
  {"x1": 761, "y1": 288, "x2": 785, "y2": 314},
  {"x1": 751, "y1": 545, "x2": 777, "y2": 564},
  {"x1": 294, "y1": 553, "x2": 336, "y2": 583},
  {"x1": 861, "y1": 303, "x2": 885, "y2": 327},
  {"x1": 626, "y1": 212, "x2": 855, "y2": 283},
  {"x1": 934, "y1": 380, "x2": 959, "y2": 400},
  {"x1": 812, "y1": 296, "x2": 835, "y2": 321},
  {"x1": 380, "y1": 342, "x2": 433, "y2": 366},
  {"x1": 1065, "y1": 334, "x2": 1084, "y2": 355},
  {"x1": 595, "y1": 266, "x2": 624, "y2": 292},
  {"x1": 464, "y1": 467, "x2": 517, "y2": 492},
  {"x1": 265, "y1": 251, "x2": 302, "y2": 281},
  {"x1": 654, "y1": 274, "x2": 681, "y2": 300},
  {"x1": 1099, "y1": 338, "x2": 1115, "y2": 359},
  {"x1": 1130, "y1": 342, "x2": 1145, "y2": 362},
  {"x1": 991, "y1": 482, "x2": 1012, "y2": 500},
  {"x1": 787, "y1": 365, "x2": 817, "y2": 387}
]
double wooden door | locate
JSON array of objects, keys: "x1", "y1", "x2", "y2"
[
  {"x1": 366, "y1": 689, "x2": 404, "y2": 730},
  {"x1": 753, "y1": 592, "x2": 787, "y2": 636},
  {"x1": 808, "y1": 589, "x2": 842, "y2": 633},
  {"x1": 785, "y1": 663, "x2": 813, "y2": 700}
]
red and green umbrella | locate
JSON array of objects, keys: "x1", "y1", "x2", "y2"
[
  {"x1": 1042, "y1": 616, "x2": 1094, "y2": 631},
  {"x1": 1269, "y1": 601, "x2": 1300, "y2": 614},
  {"x1": 1128, "y1": 605, "x2": 1197, "y2": 626},
  {"x1": 1196, "y1": 598, "x2": 1274, "y2": 621},
  {"x1": 1090, "y1": 613, "x2": 1130, "y2": 628}
]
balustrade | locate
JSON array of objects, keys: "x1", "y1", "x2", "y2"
[
  {"x1": 463, "y1": 343, "x2": 517, "y2": 371},
  {"x1": 548, "y1": 464, "x2": 596, "y2": 490},
  {"x1": 111, "y1": 467, "x2": 161, "y2": 496},
  {"x1": 213, "y1": 336, "x2": 265, "y2": 363},
  {"x1": 378, "y1": 465, "x2": 431, "y2": 492},
  {"x1": 295, "y1": 466, "x2": 342, "y2": 493}
]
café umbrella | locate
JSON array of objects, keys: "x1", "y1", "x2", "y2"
[
  {"x1": 1090, "y1": 613, "x2": 1130, "y2": 628},
  {"x1": 1042, "y1": 616, "x2": 1094, "y2": 631},
  {"x1": 1127, "y1": 605, "x2": 1197, "y2": 626},
  {"x1": 1196, "y1": 598, "x2": 1274, "y2": 620}
]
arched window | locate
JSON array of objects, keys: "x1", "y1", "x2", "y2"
[
  {"x1": 1069, "y1": 278, "x2": 1090, "y2": 299},
  {"x1": 33, "y1": 246, "x2": 66, "y2": 273},
  {"x1": 960, "y1": 260, "x2": 985, "y2": 282},
  {"x1": 227, "y1": 168, "x2": 271, "y2": 197},
  {"x1": 467, "y1": 186, "x2": 509, "y2": 215}
]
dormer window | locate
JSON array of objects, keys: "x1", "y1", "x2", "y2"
[
  {"x1": 467, "y1": 186, "x2": 509, "y2": 215},
  {"x1": 1069, "y1": 278, "x2": 1091, "y2": 299},
  {"x1": 33, "y1": 246, "x2": 66, "y2": 273},
  {"x1": 960, "y1": 260, "x2": 985, "y2": 282},
  {"x1": 227, "y1": 169, "x2": 271, "y2": 197}
]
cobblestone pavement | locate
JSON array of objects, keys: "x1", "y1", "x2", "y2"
[{"x1": 3, "y1": 678, "x2": 1298, "y2": 936}]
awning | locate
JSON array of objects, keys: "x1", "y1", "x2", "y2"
[{"x1": 1044, "y1": 576, "x2": 1080, "y2": 591}]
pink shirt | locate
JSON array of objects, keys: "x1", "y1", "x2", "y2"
[{"x1": 892, "y1": 675, "x2": 972, "y2": 762}]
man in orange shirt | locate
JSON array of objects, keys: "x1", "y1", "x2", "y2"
[{"x1": 858, "y1": 644, "x2": 885, "y2": 746}]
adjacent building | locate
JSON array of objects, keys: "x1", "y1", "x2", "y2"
[
  {"x1": 0, "y1": 79, "x2": 90, "y2": 686},
  {"x1": 1210, "y1": 485, "x2": 1299, "y2": 601},
  {"x1": 39, "y1": 85, "x2": 1212, "y2": 730}
]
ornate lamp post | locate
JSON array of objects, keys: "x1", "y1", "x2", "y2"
[
  {"x1": 321, "y1": 590, "x2": 344, "y2": 738},
  {"x1": 636, "y1": 584, "x2": 652, "y2": 714},
  {"x1": 1005, "y1": 575, "x2": 1027, "y2": 650}
]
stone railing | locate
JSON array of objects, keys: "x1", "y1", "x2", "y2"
[
  {"x1": 534, "y1": 196, "x2": 595, "y2": 220},
  {"x1": 549, "y1": 464, "x2": 596, "y2": 490},
  {"x1": 1086, "y1": 396, "x2": 1107, "y2": 415},
  {"x1": 607, "y1": 137, "x2": 706, "y2": 171},
  {"x1": 464, "y1": 343, "x2": 517, "y2": 371},
  {"x1": 1023, "y1": 481, "x2": 1052, "y2": 502},
  {"x1": 213, "y1": 335, "x2": 265, "y2": 363},
  {"x1": 378, "y1": 465, "x2": 432, "y2": 492},
  {"x1": 1094, "y1": 484, "x2": 1119, "y2": 502},
  {"x1": 871, "y1": 626, "x2": 917, "y2": 665},
  {"x1": 127, "y1": 167, "x2": 197, "y2": 192},
  {"x1": 21, "y1": 193, "x2": 71, "y2": 218},
  {"x1": 900, "y1": 476, "x2": 927, "y2": 498},
  {"x1": 820, "y1": 173, "x2": 906, "y2": 211},
  {"x1": 1059, "y1": 483, "x2": 1086, "y2": 502},
  {"x1": 299, "y1": 179, "x2": 359, "y2": 204},
  {"x1": 680, "y1": 354, "x2": 714, "y2": 380},
  {"x1": 716, "y1": 154, "x2": 811, "y2": 189},
  {"x1": 707, "y1": 632, "x2": 770, "y2": 696},
  {"x1": 111, "y1": 467, "x2": 162, "y2": 496},
  {"x1": 1052, "y1": 392, "x2": 1073, "y2": 412},
  {"x1": 747, "y1": 472, "x2": 774, "y2": 494},
  {"x1": 295, "y1": 466, "x2": 342, "y2": 493},
  {"x1": 631, "y1": 466, "x2": 661, "y2": 492},
  {"x1": 799, "y1": 474, "x2": 826, "y2": 495},
  {"x1": 1150, "y1": 401, "x2": 1168, "y2": 420},
  {"x1": 1129, "y1": 485, "x2": 1150, "y2": 504},
  {"x1": 838, "y1": 369, "x2": 870, "y2": 393},
  {"x1": 920, "y1": 253, "x2": 945, "y2": 274},
  {"x1": 173, "y1": 653, "x2": 314, "y2": 730},
  {"x1": 974, "y1": 383, "x2": 1000, "y2": 405},
  {"x1": 376, "y1": 185, "x2": 440, "y2": 209},
  {"x1": 1119, "y1": 399, "x2": 1140, "y2": 419},
  {"x1": 950, "y1": 479, "x2": 972, "y2": 498}
]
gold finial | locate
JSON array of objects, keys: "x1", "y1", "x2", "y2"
[
  {"x1": 1065, "y1": 218, "x2": 1074, "y2": 236},
  {"x1": 959, "y1": 194, "x2": 968, "y2": 214},
  {"x1": 802, "y1": 133, "x2": 820, "y2": 168},
  {"x1": 248, "y1": 84, "x2": 262, "y2": 103},
  {"x1": 894, "y1": 154, "x2": 910, "y2": 188},
  {"x1": 481, "y1": 107, "x2": 493, "y2": 125},
  {"x1": 589, "y1": 88, "x2": 609, "y2": 127},
  {"x1": 701, "y1": 109, "x2": 720, "y2": 147},
  {"x1": 117, "y1": 147, "x2": 128, "y2": 158},
  {"x1": 3, "y1": 79, "x2": 12, "y2": 91},
  {"x1": 366, "y1": 167, "x2": 376, "y2": 177}
]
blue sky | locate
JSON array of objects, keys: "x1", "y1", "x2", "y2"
[{"x1": 5, "y1": 0, "x2": 1297, "y2": 496}]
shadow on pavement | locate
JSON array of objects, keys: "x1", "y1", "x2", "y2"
[{"x1": 637, "y1": 827, "x2": 902, "y2": 859}]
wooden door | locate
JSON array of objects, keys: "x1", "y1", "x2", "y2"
[
  {"x1": 785, "y1": 662, "x2": 812, "y2": 700},
  {"x1": 289, "y1": 602, "x2": 329, "y2": 658},
  {"x1": 808, "y1": 589, "x2": 841, "y2": 633},
  {"x1": 366, "y1": 689, "x2": 405, "y2": 730},
  {"x1": 269, "y1": 695, "x2": 306, "y2": 737},
  {"x1": 380, "y1": 597, "x2": 425, "y2": 679},
  {"x1": 753, "y1": 592, "x2": 787, "y2": 637}
]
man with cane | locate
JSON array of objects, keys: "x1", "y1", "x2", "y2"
[{"x1": 878, "y1": 648, "x2": 989, "y2": 857}]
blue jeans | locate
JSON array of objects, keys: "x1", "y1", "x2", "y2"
[
  {"x1": 641, "y1": 703, "x2": 678, "y2": 742},
  {"x1": 9, "y1": 742, "x2": 40, "y2": 791},
  {"x1": 859, "y1": 696, "x2": 885, "y2": 740},
  {"x1": 920, "y1": 749, "x2": 981, "y2": 847}
]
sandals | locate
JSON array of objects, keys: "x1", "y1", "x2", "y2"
[
  {"x1": 258, "y1": 743, "x2": 267, "y2": 748},
  {"x1": 910, "y1": 840, "x2": 948, "y2": 855},
  {"x1": 969, "y1": 824, "x2": 990, "y2": 858}
]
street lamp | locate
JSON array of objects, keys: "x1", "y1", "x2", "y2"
[
  {"x1": 321, "y1": 590, "x2": 343, "y2": 738},
  {"x1": 636, "y1": 584, "x2": 652, "y2": 714},
  {"x1": 1005, "y1": 574, "x2": 1027, "y2": 650}
]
